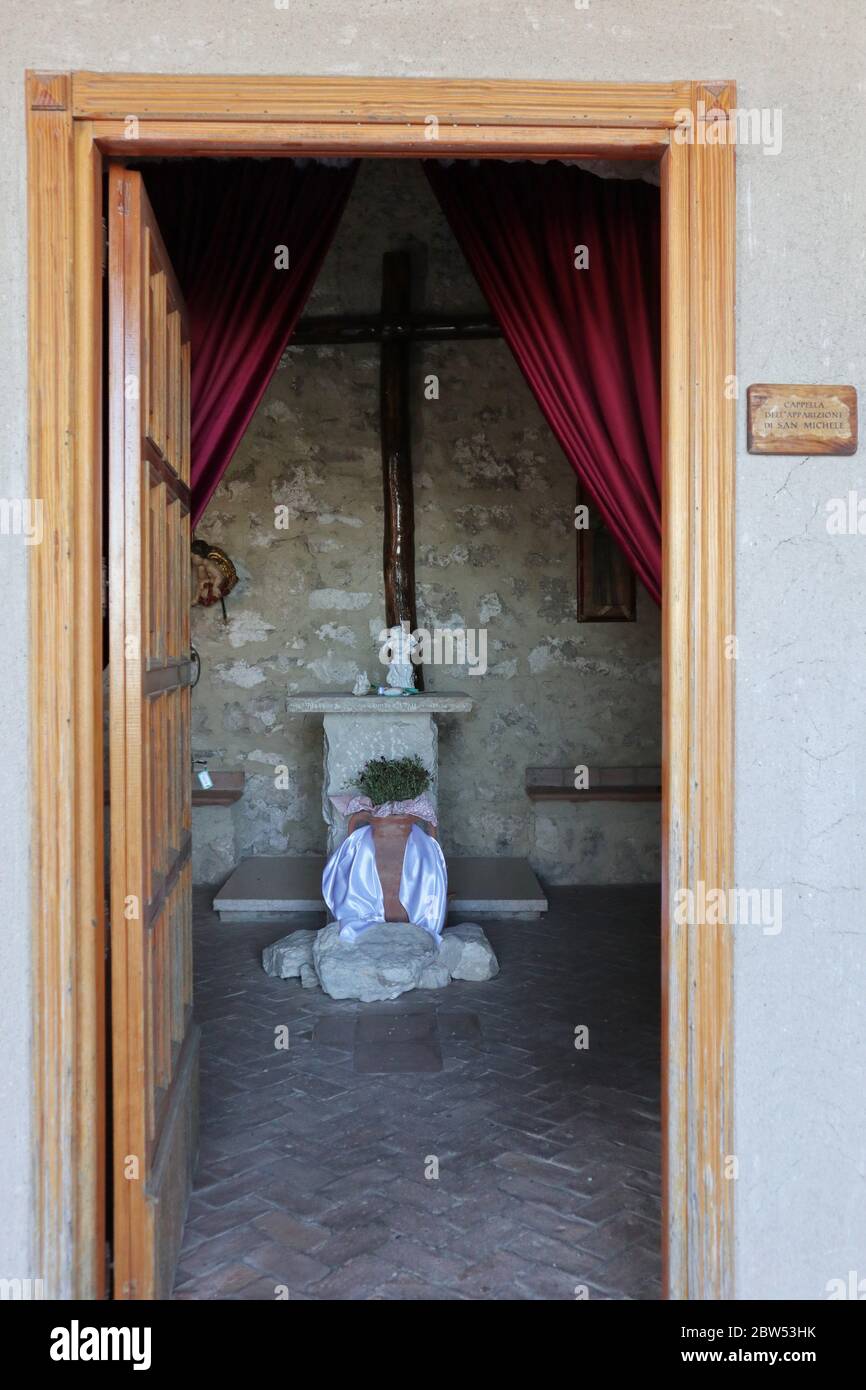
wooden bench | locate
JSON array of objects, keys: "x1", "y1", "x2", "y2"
[
  {"x1": 525, "y1": 766, "x2": 661, "y2": 802},
  {"x1": 106, "y1": 769, "x2": 245, "y2": 807},
  {"x1": 191, "y1": 770, "x2": 245, "y2": 807}
]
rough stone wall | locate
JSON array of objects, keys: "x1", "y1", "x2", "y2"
[{"x1": 190, "y1": 160, "x2": 661, "y2": 886}]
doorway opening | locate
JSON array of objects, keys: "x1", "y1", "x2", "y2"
[{"x1": 125, "y1": 155, "x2": 665, "y2": 1298}]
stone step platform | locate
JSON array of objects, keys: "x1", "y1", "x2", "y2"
[{"x1": 213, "y1": 854, "x2": 548, "y2": 923}]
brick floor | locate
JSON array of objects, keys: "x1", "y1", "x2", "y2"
[{"x1": 173, "y1": 885, "x2": 662, "y2": 1301}]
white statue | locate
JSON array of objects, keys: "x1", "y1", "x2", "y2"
[
  {"x1": 352, "y1": 671, "x2": 371, "y2": 697},
  {"x1": 382, "y1": 622, "x2": 418, "y2": 690}
]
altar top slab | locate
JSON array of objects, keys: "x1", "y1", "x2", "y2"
[{"x1": 285, "y1": 692, "x2": 473, "y2": 715}]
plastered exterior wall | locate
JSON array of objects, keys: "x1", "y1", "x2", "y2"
[
  {"x1": 2, "y1": 0, "x2": 865, "y2": 1299},
  {"x1": 189, "y1": 160, "x2": 660, "y2": 888}
]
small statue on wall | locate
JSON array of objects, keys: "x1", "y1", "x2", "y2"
[{"x1": 190, "y1": 538, "x2": 238, "y2": 620}]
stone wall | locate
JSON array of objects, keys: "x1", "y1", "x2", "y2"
[{"x1": 190, "y1": 160, "x2": 661, "y2": 887}]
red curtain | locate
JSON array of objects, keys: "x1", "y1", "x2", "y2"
[
  {"x1": 144, "y1": 159, "x2": 358, "y2": 525},
  {"x1": 424, "y1": 160, "x2": 661, "y2": 603}
]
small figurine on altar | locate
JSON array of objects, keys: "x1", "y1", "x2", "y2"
[{"x1": 379, "y1": 621, "x2": 419, "y2": 693}]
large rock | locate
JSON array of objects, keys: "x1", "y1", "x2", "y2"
[
  {"x1": 263, "y1": 920, "x2": 499, "y2": 999},
  {"x1": 262, "y1": 928, "x2": 317, "y2": 980},
  {"x1": 438, "y1": 923, "x2": 499, "y2": 981},
  {"x1": 313, "y1": 921, "x2": 440, "y2": 1002},
  {"x1": 418, "y1": 958, "x2": 452, "y2": 990}
]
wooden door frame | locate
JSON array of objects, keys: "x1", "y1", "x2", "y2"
[{"x1": 26, "y1": 71, "x2": 735, "y2": 1300}]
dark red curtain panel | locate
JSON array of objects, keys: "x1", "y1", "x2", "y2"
[
  {"x1": 144, "y1": 159, "x2": 358, "y2": 525},
  {"x1": 424, "y1": 160, "x2": 661, "y2": 603}
]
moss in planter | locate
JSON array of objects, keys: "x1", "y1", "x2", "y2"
[{"x1": 355, "y1": 754, "x2": 431, "y2": 807}]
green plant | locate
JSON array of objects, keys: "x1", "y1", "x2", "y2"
[{"x1": 355, "y1": 754, "x2": 431, "y2": 807}]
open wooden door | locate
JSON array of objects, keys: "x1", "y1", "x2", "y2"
[{"x1": 108, "y1": 166, "x2": 198, "y2": 1299}]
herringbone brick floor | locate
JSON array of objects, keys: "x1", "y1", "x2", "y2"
[{"x1": 173, "y1": 885, "x2": 662, "y2": 1300}]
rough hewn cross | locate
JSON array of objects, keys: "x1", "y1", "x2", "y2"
[{"x1": 292, "y1": 250, "x2": 501, "y2": 689}]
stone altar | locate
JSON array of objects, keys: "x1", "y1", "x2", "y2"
[
  {"x1": 215, "y1": 689, "x2": 549, "y2": 924},
  {"x1": 284, "y1": 691, "x2": 473, "y2": 853}
]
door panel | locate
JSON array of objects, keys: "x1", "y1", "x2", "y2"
[{"x1": 108, "y1": 167, "x2": 198, "y2": 1300}]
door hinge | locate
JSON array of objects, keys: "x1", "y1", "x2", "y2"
[{"x1": 101, "y1": 217, "x2": 108, "y2": 278}]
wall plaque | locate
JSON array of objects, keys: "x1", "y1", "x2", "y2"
[{"x1": 747, "y1": 384, "x2": 857, "y2": 455}]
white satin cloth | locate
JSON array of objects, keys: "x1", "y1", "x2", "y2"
[{"x1": 322, "y1": 823, "x2": 448, "y2": 942}]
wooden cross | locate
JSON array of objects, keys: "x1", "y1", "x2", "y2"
[{"x1": 292, "y1": 250, "x2": 501, "y2": 690}]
